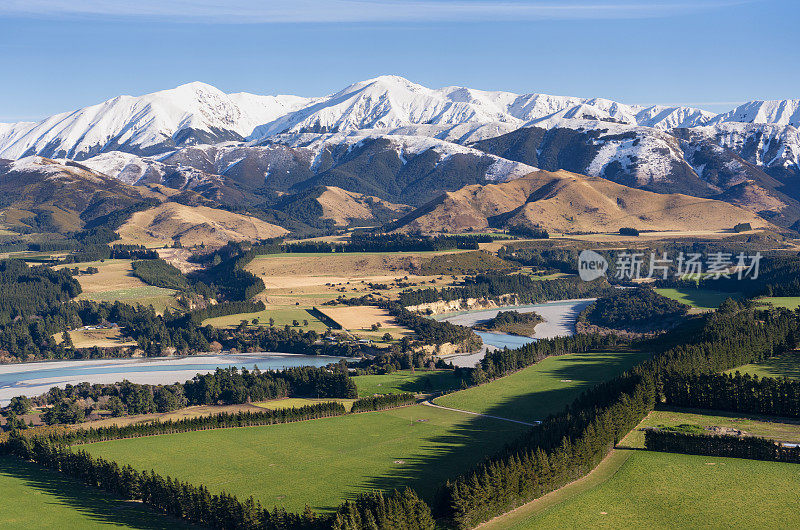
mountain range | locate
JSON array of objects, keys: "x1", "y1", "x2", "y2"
[{"x1": 0, "y1": 76, "x2": 798, "y2": 235}]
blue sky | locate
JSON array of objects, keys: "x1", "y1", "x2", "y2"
[{"x1": 0, "y1": 0, "x2": 797, "y2": 122}]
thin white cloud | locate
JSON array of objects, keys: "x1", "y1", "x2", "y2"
[{"x1": 0, "y1": 0, "x2": 754, "y2": 23}]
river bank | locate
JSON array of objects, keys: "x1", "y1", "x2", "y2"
[
  {"x1": 437, "y1": 299, "x2": 595, "y2": 368},
  {"x1": 0, "y1": 353, "x2": 345, "y2": 404}
]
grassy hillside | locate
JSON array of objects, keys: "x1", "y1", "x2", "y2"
[
  {"x1": 117, "y1": 202, "x2": 288, "y2": 248},
  {"x1": 0, "y1": 157, "x2": 149, "y2": 234}
]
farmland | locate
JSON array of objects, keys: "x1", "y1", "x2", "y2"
[
  {"x1": 203, "y1": 307, "x2": 329, "y2": 332},
  {"x1": 654, "y1": 287, "x2": 738, "y2": 310},
  {"x1": 55, "y1": 259, "x2": 178, "y2": 313},
  {"x1": 485, "y1": 450, "x2": 800, "y2": 529},
  {"x1": 434, "y1": 350, "x2": 651, "y2": 423},
  {"x1": 353, "y1": 370, "x2": 463, "y2": 397},
  {"x1": 0, "y1": 455, "x2": 188, "y2": 529},
  {"x1": 724, "y1": 350, "x2": 800, "y2": 380},
  {"x1": 59, "y1": 327, "x2": 138, "y2": 349},
  {"x1": 756, "y1": 296, "x2": 800, "y2": 309},
  {"x1": 620, "y1": 408, "x2": 800, "y2": 449},
  {"x1": 82, "y1": 405, "x2": 528, "y2": 513}
]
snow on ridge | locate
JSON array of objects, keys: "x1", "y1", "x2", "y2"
[{"x1": 712, "y1": 99, "x2": 800, "y2": 127}]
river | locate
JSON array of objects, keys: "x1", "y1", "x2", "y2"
[
  {"x1": 0, "y1": 353, "x2": 345, "y2": 405},
  {"x1": 436, "y1": 298, "x2": 595, "y2": 368}
]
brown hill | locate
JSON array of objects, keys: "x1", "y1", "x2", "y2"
[
  {"x1": 0, "y1": 156, "x2": 148, "y2": 232},
  {"x1": 390, "y1": 169, "x2": 771, "y2": 234},
  {"x1": 315, "y1": 186, "x2": 409, "y2": 226},
  {"x1": 117, "y1": 202, "x2": 289, "y2": 248}
]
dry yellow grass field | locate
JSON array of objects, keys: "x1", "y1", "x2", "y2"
[
  {"x1": 316, "y1": 305, "x2": 398, "y2": 330},
  {"x1": 54, "y1": 259, "x2": 178, "y2": 313},
  {"x1": 55, "y1": 327, "x2": 138, "y2": 349},
  {"x1": 55, "y1": 259, "x2": 145, "y2": 293},
  {"x1": 117, "y1": 202, "x2": 288, "y2": 248},
  {"x1": 397, "y1": 169, "x2": 770, "y2": 234},
  {"x1": 315, "y1": 186, "x2": 408, "y2": 226},
  {"x1": 74, "y1": 404, "x2": 266, "y2": 429},
  {"x1": 74, "y1": 399, "x2": 356, "y2": 429}
]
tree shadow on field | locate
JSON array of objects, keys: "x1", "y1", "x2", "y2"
[
  {"x1": 351, "y1": 349, "x2": 650, "y2": 509},
  {"x1": 395, "y1": 371, "x2": 462, "y2": 394},
  {"x1": 744, "y1": 350, "x2": 800, "y2": 379},
  {"x1": 0, "y1": 455, "x2": 191, "y2": 528}
]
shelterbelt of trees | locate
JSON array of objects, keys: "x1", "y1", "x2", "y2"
[
  {"x1": 645, "y1": 429, "x2": 800, "y2": 464},
  {"x1": 30, "y1": 365, "x2": 357, "y2": 424},
  {"x1": 662, "y1": 371, "x2": 800, "y2": 418},
  {"x1": 281, "y1": 233, "x2": 495, "y2": 253},
  {"x1": 579, "y1": 288, "x2": 689, "y2": 330},
  {"x1": 27, "y1": 393, "x2": 418, "y2": 444},
  {"x1": 397, "y1": 274, "x2": 613, "y2": 307}
]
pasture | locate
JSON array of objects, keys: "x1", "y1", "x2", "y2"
[
  {"x1": 487, "y1": 450, "x2": 800, "y2": 529},
  {"x1": 203, "y1": 307, "x2": 329, "y2": 332},
  {"x1": 725, "y1": 350, "x2": 800, "y2": 380},
  {"x1": 55, "y1": 259, "x2": 178, "y2": 313},
  {"x1": 82, "y1": 405, "x2": 528, "y2": 513},
  {"x1": 620, "y1": 408, "x2": 800, "y2": 449},
  {"x1": 58, "y1": 327, "x2": 138, "y2": 349},
  {"x1": 654, "y1": 287, "x2": 738, "y2": 310},
  {"x1": 0, "y1": 455, "x2": 186, "y2": 528},
  {"x1": 254, "y1": 397, "x2": 357, "y2": 412},
  {"x1": 434, "y1": 350, "x2": 650, "y2": 423},
  {"x1": 353, "y1": 370, "x2": 463, "y2": 397},
  {"x1": 757, "y1": 296, "x2": 800, "y2": 309}
]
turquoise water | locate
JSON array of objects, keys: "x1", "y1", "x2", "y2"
[{"x1": 475, "y1": 331, "x2": 536, "y2": 350}]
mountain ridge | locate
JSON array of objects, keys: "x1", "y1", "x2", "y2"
[{"x1": 2, "y1": 76, "x2": 797, "y2": 163}]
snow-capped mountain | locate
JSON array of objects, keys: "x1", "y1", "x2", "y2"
[
  {"x1": 1, "y1": 76, "x2": 799, "y2": 227},
  {"x1": 77, "y1": 130, "x2": 536, "y2": 207},
  {"x1": 711, "y1": 100, "x2": 800, "y2": 127},
  {"x1": 0, "y1": 76, "x2": 728, "y2": 161},
  {"x1": 0, "y1": 82, "x2": 313, "y2": 160}
]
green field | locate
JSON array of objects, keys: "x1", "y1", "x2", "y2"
[
  {"x1": 620, "y1": 408, "x2": 800, "y2": 449},
  {"x1": 492, "y1": 450, "x2": 800, "y2": 529},
  {"x1": 655, "y1": 287, "x2": 739, "y2": 310},
  {"x1": 255, "y1": 397, "x2": 357, "y2": 412},
  {"x1": 78, "y1": 286, "x2": 177, "y2": 313},
  {"x1": 203, "y1": 308, "x2": 329, "y2": 332},
  {"x1": 434, "y1": 350, "x2": 650, "y2": 423},
  {"x1": 0, "y1": 455, "x2": 186, "y2": 529},
  {"x1": 725, "y1": 350, "x2": 800, "y2": 380},
  {"x1": 353, "y1": 370, "x2": 463, "y2": 397},
  {"x1": 82, "y1": 405, "x2": 528, "y2": 513},
  {"x1": 756, "y1": 296, "x2": 800, "y2": 309}
]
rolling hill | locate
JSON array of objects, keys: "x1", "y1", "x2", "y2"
[
  {"x1": 116, "y1": 202, "x2": 288, "y2": 248},
  {"x1": 273, "y1": 186, "x2": 410, "y2": 228},
  {"x1": 389, "y1": 169, "x2": 770, "y2": 234},
  {"x1": 0, "y1": 156, "x2": 150, "y2": 233}
]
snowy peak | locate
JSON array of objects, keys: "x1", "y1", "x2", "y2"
[
  {"x1": 0, "y1": 76, "x2": 797, "y2": 170},
  {"x1": 713, "y1": 99, "x2": 800, "y2": 127},
  {"x1": 0, "y1": 82, "x2": 313, "y2": 160}
]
